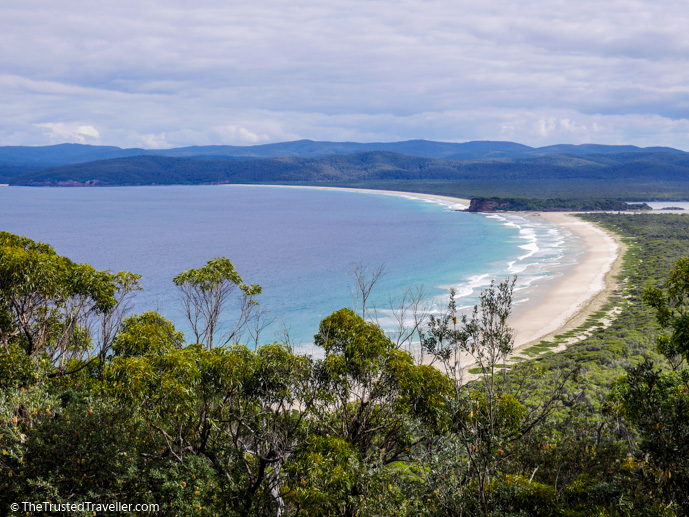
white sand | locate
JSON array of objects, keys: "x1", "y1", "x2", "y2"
[
  {"x1": 226, "y1": 184, "x2": 472, "y2": 209},
  {"x1": 509, "y1": 212, "x2": 623, "y2": 349}
]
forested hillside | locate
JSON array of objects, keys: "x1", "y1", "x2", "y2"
[
  {"x1": 3, "y1": 140, "x2": 689, "y2": 200},
  {"x1": 1, "y1": 140, "x2": 682, "y2": 168},
  {"x1": 2, "y1": 214, "x2": 689, "y2": 515},
  {"x1": 7, "y1": 149, "x2": 689, "y2": 200}
]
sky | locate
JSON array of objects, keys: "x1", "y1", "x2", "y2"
[{"x1": 2, "y1": 0, "x2": 689, "y2": 149}]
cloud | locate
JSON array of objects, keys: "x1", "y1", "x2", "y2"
[
  {"x1": 135, "y1": 132, "x2": 170, "y2": 149},
  {"x1": 34, "y1": 122, "x2": 101, "y2": 144},
  {"x1": 213, "y1": 125, "x2": 270, "y2": 144},
  {"x1": 2, "y1": 0, "x2": 689, "y2": 149}
]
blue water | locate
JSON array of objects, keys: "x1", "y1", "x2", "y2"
[{"x1": 0, "y1": 185, "x2": 578, "y2": 348}]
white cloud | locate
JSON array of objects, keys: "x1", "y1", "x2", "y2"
[
  {"x1": 34, "y1": 122, "x2": 100, "y2": 144},
  {"x1": 1, "y1": 1, "x2": 689, "y2": 149},
  {"x1": 135, "y1": 132, "x2": 170, "y2": 149},
  {"x1": 214, "y1": 126, "x2": 268, "y2": 144}
]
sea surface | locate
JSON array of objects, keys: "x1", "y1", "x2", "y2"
[{"x1": 0, "y1": 185, "x2": 581, "y2": 350}]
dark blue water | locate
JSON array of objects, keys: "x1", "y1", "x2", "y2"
[{"x1": 0, "y1": 185, "x2": 567, "y2": 346}]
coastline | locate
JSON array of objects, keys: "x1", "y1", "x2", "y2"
[
  {"x1": 508, "y1": 212, "x2": 624, "y2": 350},
  {"x1": 226, "y1": 184, "x2": 472, "y2": 209},
  {"x1": 231, "y1": 184, "x2": 623, "y2": 352}
]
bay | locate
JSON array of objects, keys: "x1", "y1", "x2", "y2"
[{"x1": 0, "y1": 185, "x2": 577, "y2": 348}]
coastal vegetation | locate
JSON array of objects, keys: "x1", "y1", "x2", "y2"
[
  {"x1": 2, "y1": 213, "x2": 689, "y2": 515},
  {"x1": 465, "y1": 198, "x2": 651, "y2": 212}
]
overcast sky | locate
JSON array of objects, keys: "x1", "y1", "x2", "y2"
[{"x1": 2, "y1": 0, "x2": 689, "y2": 149}]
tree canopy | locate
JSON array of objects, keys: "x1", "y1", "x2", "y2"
[{"x1": 3, "y1": 223, "x2": 689, "y2": 516}]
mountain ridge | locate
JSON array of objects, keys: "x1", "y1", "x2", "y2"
[
  {"x1": 1, "y1": 139, "x2": 685, "y2": 172},
  {"x1": 9, "y1": 148, "x2": 689, "y2": 187},
  {"x1": 5, "y1": 140, "x2": 689, "y2": 200}
]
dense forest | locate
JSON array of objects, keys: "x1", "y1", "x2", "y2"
[{"x1": 2, "y1": 213, "x2": 689, "y2": 516}]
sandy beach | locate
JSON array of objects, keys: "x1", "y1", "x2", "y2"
[
  {"x1": 377, "y1": 194, "x2": 623, "y2": 350},
  {"x1": 234, "y1": 184, "x2": 622, "y2": 352},
  {"x1": 360, "y1": 191, "x2": 624, "y2": 350},
  {"x1": 509, "y1": 212, "x2": 623, "y2": 349},
  {"x1": 228, "y1": 184, "x2": 472, "y2": 209}
]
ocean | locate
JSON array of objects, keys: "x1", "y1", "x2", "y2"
[{"x1": 0, "y1": 185, "x2": 581, "y2": 349}]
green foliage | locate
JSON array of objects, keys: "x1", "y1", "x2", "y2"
[
  {"x1": 489, "y1": 475, "x2": 560, "y2": 516},
  {"x1": 608, "y1": 362, "x2": 689, "y2": 514},
  {"x1": 315, "y1": 308, "x2": 395, "y2": 382},
  {"x1": 111, "y1": 311, "x2": 184, "y2": 357},
  {"x1": 173, "y1": 256, "x2": 261, "y2": 347},
  {"x1": 311, "y1": 308, "x2": 453, "y2": 515},
  {"x1": 105, "y1": 338, "x2": 316, "y2": 515},
  {"x1": 314, "y1": 309, "x2": 452, "y2": 449},
  {"x1": 643, "y1": 257, "x2": 689, "y2": 365},
  {"x1": 467, "y1": 197, "x2": 651, "y2": 212},
  {"x1": 284, "y1": 436, "x2": 358, "y2": 515},
  {"x1": 0, "y1": 343, "x2": 40, "y2": 390},
  {"x1": 173, "y1": 256, "x2": 261, "y2": 303},
  {"x1": 174, "y1": 256, "x2": 243, "y2": 292},
  {"x1": 0, "y1": 231, "x2": 140, "y2": 363}
]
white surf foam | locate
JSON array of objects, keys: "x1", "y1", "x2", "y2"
[{"x1": 431, "y1": 212, "x2": 583, "y2": 321}]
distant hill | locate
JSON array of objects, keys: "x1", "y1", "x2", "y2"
[
  {"x1": 4, "y1": 139, "x2": 689, "y2": 199},
  {"x1": 10, "y1": 152, "x2": 449, "y2": 186},
  {"x1": 528, "y1": 143, "x2": 683, "y2": 156},
  {"x1": 0, "y1": 139, "x2": 534, "y2": 167},
  {"x1": 8, "y1": 149, "x2": 689, "y2": 194},
  {"x1": 0, "y1": 143, "x2": 145, "y2": 167},
  {"x1": 1, "y1": 139, "x2": 685, "y2": 172}
]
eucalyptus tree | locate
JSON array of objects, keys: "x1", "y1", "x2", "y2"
[
  {"x1": 173, "y1": 257, "x2": 262, "y2": 348},
  {"x1": 301, "y1": 308, "x2": 451, "y2": 516},
  {"x1": 419, "y1": 278, "x2": 577, "y2": 516},
  {"x1": 604, "y1": 257, "x2": 689, "y2": 513},
  {"x1": 0, "y1": 232, "x2": 142, "y2": 514},
  {"x1": 107, "y1": 324, "x2": 315, "y2": 516},
  {"x1": 349, "y1": 263, "x2": 385, "y2": 320},
  {"x1": 643, "y1": 256, "x2": 689, "y2": 370},
  {"x1": 0, "y1": 231, "x2": 139, "y2": 371}
]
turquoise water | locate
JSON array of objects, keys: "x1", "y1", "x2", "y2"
[{"x1": 0, "y1": 185, "x2": 578, "y2": 347}]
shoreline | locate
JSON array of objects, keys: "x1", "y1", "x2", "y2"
[
  {"x1": 230, "y1": 184, "x2": 623, "y2": 353},
  {"x1": 226, "y1": 184, "x2": 472, "y2": 209},
  {"x1": 509, "y1": 212, "x2": 624, "y2": 350}
]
